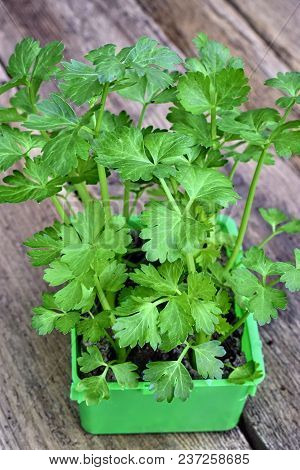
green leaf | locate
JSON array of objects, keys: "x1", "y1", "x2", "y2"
[
  {"x1": 144, "y1": 361, "x2": 193, "y2": 402},
  {"x1": 177, "y1": 167, "x2": 238, "y2": 207},
  {"x1": 259, "y1": 207, "x2": 288, "y2": 231},
  {"x1": 229, "y1": 267, "x2": 260, "y2": 298},
  {"x1": 94, "y1": 128, "x2": 192, "y2": 181},
  {"x1": 216, "y1": 289, "x2": 231, "y2": 315},
  {"x1": 273, "y1": 131, "x2": 300, "y2": 157},
  {"x1": 187, "y1": 272, "x2": 216, "y2": 301},
  {"x1": 249, "y1": 285, "x2": 287, "y2": 325},
  {"x1": 24, "y1": 222, "x2": 63, "y2": 266},
  {"x1": 227, "y1": 144, "x2": 275, "y2": 165},
  {"x1": 196, "y1": 243, "x2": 220, "y2": 269},
  {"x1": 215, "y1": 316, "x2": 231, "y2": 335},
  {"x1": 43, "y1": 260, "x2": 74, "y2": 285},
  {"x1": 0, "y1": 107, "x2": 25, "y2": 122},
  {"x1": 279, "y1": 220, "x2": 300, "y2": 234},
  {"x1": 177, "y1": 72, "x2": 211, "y2": 114},
  {"x1": 0, "y1": 157, "x2": 63, "y2": 203},
  {"x1": 77, "y1": 313, "x2": 110, "y2": 342},
  {"x1": 190, "y1": 300, "x2": 221, "y2": 335},
  {"x1": 110, "y1": 362, "x2": 139, "y2": 388},
  {"x1": 95, "y1": 260, "x2": 128, "y2": 292},
  {"x1": 159, "y1": 296, "x2": 194, "y2": 349},
  {"x1": 76, "y1": 375, "x2": 109, "y2": 405},
  {"x1": 265, "y1": 72, "x2": 300, "y2": 96},
  {"x1": 7, "y1": 37, "x2": 40, "y2": 79},
  {"x1": 86, "y1": 44, "x2": 125, "y2": 83},
  {"x1": 228, "y1": 360, "x2": 263, "y2": 384},
  {"x1": 25, "y1": 93, "x2": 78, "y2": 131},
  {"x1": 58, "y1": 205, "x2": 130, "y2": 276},
  {"x1": 229, "y1": 266, "x2": 288, "y2": 325},
  {"x1": 101, "y1": 110, "x2": 132, "y2": 132},
  {"x1": 130, "y1": 262, "x2": 183, "y2": 296},
  {"x1": 118, "y1": 72, "x2": 169, "y2": 105},
  {"x1": 218, "y1": 108, "x2": 280, "y2": 145},
  {"x1": 178, "y1": 69, "x2": 249, "y2": 114},
  {"x1": 58, "y1": 60, "x2": 103, "y2": 105},
  {"x1": 55, "y1": 311, "x2": 80, "y2": 334},
  {"x1": 141, "y1": 202, "x2": 208, "y2": 262},
  {"x1": 113, "y1": 302, "x2": 161, "y2": 349},
  {"x1": 0, "y1": 78, "x2": 24, "y2": 96},
  {"x1": 54, "y1": 279, "x2": 95, "y2": 312},
  {"x1": 144, "y1": 131, "x2": 192, "y2": 167},
  {"x1": 280, "y1": 249, "x2": 300, "y2": 292},
  {"x1": 244, "y1": 247, "x2": 283, "y2": 278},
  {"x1": 192, "y1": 341, "x2": 225, "y2": 379},
  {"x1": 42, "y1": 129, "x2": 89, "y2": 176},
  {"x1": 31, "y1": 41, "x2": 64, "y2": 81},
  {"x1": 167, "y1": 106, "x2": 212, "y2": 147},
  {"x1": 78, "y1": 346, "x2": 105, "y2": 373},
  {"x1": 121, "y1": 36, "x2": 181, "y2": 70},
  {"x1": 10, "y1": 88, "x2": 35, "y2": 113},
  {"x1": 189, "y1": 33, "x2": 243, "y2": 74},
  {"x1": 94, "y1": 127, "x2": 151, "y2": 181},
  {"x1": 32, "y1": 307, "x2": 61, "y2": 335},
  {"x1": 0, "y1": 129, "x2": 28, "y2": 171}
]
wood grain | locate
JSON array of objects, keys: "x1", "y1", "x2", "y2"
[{"x1": 0, "y1": 0, "x2": 299, "y2": 450}]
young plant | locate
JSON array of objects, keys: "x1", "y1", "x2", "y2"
[{"x1": 0, "y1": 34, "x2": 299, "y2": 405}]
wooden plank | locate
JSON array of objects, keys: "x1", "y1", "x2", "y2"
[
  {"x1": 229, "y1": 0, "x2": 300, "y2": 70},
  {"x1": 0, "y1": 0, "x2": 251, "y2": 450}
]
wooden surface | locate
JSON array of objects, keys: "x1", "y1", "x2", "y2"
[{"x1": 0, "y1": 0, "x2": 299, "y2": 450}]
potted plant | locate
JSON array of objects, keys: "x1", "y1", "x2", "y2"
[{"x1": 0, "y1": 33, "x2": 299, "y2": 435}]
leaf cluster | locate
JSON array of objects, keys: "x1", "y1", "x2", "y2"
[{"x1": 0, "y1": 33, "x2": 299, "y2": 405}]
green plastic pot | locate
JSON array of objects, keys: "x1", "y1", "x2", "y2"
[{"x1": 70, "y1": 215, "x2": 265, "y2": 434}]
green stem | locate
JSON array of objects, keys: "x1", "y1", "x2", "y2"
[
  {"x1": 95, "y1": 83, "x2": 109, "y2": 135},
  {"x1": 137, "y1": 103, "x2": 148, "y2": 129},
  {"x1": 178, "y1": 343, "x2": 190, "y2": 363},
  {"x1": 104, "y1": 330, "x2": 119, "y2": 353},
  {"x1": 28, "y1": 83, "x2": 50, "y2": 141},
  {"x1": 195, "y1": 330, "x2": 207, "y2": 345},
  {"x1": 258, "y1": 231, "x2": 277, "y2": 249},
  {"x1": 74, "y1": 182, "x2": 92, "y2": 206},
  {"x1": 170, "y1": 176, "x2": 178, "y2": 195},
  {"x1": 211, "y1": 105, "x2": 217, "y2": 146},
  {"x1": 229, "y1": 160, "x2": 239, "y2": 181},
  {"x1": 184, "y1": 198, "x2": 194, "y2": 215},
  {"x1": 50, "y1": 196, "x2": 70, "y2": 225},
  {"x1": 129, "y1": 192, "x2": 140, "y2": 216},
  {"x1": 153, "y1": 297, "x2": 170, "y2": 307},
  {"x1": 225, "y1": 99, "x2": 296, "y2": 273},
  {"x1": 98, "y1": 165, "x2": 111, "y2": 220},
  {"x1": 159, "y1": 178, "x2": 181, "y2": 216},
  {"x1": 186, "y1": 253, "x2": 196, "y2": 273},
  {"x1": 123, "y1": 182, "x2": 130, "y2": 218},
  {"x1": 95, "y1": 83, "x2": 111, "y2": 220},
  {"x1": 225, "y1": 146, "x2": 268, "y2": 272},
  {"x1": 94, "y1": 275, "x2": 111, "y2": 311},
  {"x1": 220, "y1": 310, "x2": 250, "y2": 343}
]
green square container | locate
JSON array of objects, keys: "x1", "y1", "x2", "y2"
[{"x1": 70, "y1": 215, "x2": 265, "y2": 434}]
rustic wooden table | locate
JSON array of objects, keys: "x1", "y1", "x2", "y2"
[{"x1": 0, "y1": 0, "x2": 299, "y2": 450}]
